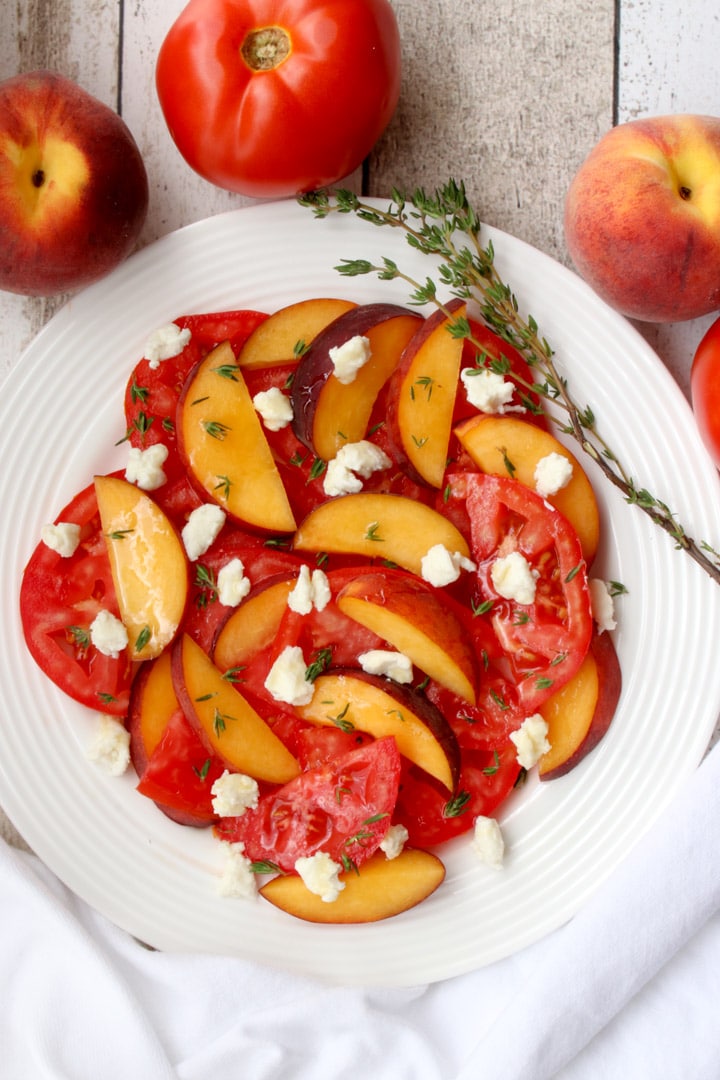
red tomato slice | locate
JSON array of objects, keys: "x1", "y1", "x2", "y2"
[
  {"x1": 460, "y1": 471, "x2": 593, "y2": 710},
  {"x1": 395, "y1": 740, "x2": 521, "y2": 847},
  {"x1": 215, "y1": 737, "x2": 401, "y2": 871},
  {"x1": 136, "y1": 708, "x2": 226, "y2": 824},
  {"x1": 123, "y1": 309, "x2": 268, "y2": 522},
  {"x1": 20, "y1": 481, "x2": 133, "y2": 716}
]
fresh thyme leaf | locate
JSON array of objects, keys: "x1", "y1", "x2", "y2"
[
  {"x1": 299, "y1": 180, "x2": 720, "y2": 587},
  {"x1": 135, "y1": 625, "x2": 151, "y2": 652},
  {"x1": 202, "y1": 420, "x2": 231, "y2": 441},
  {"x1": 443, "y1": 790, "x2": 471, "y2": 818}
]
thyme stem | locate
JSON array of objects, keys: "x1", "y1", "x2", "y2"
[{"x1": 299, "y1": 181, "x2": 720, "y2": 587}]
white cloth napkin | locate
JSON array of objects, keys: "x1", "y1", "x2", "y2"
[{"x1": 3, "y1": 740, "x2": 720, "y2": 1080}]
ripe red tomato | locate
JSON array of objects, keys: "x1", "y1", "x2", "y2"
[
  {"x1": 691, "y1": 316, "x2": 720, "y2": 469},
  {"x1": 155, "y1": 0, "x2": 401, "y2": 197},
  {"x1": 20, "y1": 481, "x2": 134, "y2": 715},
  {"x1": 216, "y1": 737, "x2": 401, "y2": 870}
]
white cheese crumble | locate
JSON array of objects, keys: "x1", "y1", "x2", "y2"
[
  {"x1": 264, "y1": 645, "x2": 315, "y2": 707},
  {"x1": 471, "y1": 815, "x2": 505, "y2": 869},
  {"x1": 217, "y1": 558, "x2": 251, "y2": 607},
  {"x1": 181, "y1": 503, "x2": 226, "y2": 561},
  {"x1": 461, "y1": 367, "x2": 520, "y2": 414},
  {"x1": 41, "y1": 521, "x2": 81, "y2": 558},
  {"x1": 125, "y1": 442, "x2": 169, "y2": 491},
  {"x1": 534, "y1": 452, "x2": 573, "y2": 498},
  {"x1": 217, "y1": 841, "x2": 257, "y2": 899},
  {"x1": 143, "y1": 323, "x2": 191, "y2": 369},
  {"x1": 510, "y1": 713, "x2": 551, "y2": 769},
  {"x1": 490, "y1": 551, "x2": 539, "y2": 604},
  {"x1": 252, "y1": 386, "x2": 294, "y2": 431},
  {"x1": 287, "y1": 564, "x2": 331, "y2": 615},
  {"x1": 379, "y1": 823, "x2": 409, "y2": 860},
  {"x1": 86, "y1": 715, "x2": 131, "y2": 776},
  {"x1": 294, "y1": 851, "x2": 345, "y2": 903},
  {"x1": 323, "y1": 440, "x2": 392, "y2": 497},
  {"x1": 211, "y1": 770, "x2": 259, "y2": 817},
  {"x1": 89, "y1": 609, "x2": 128, "y2": 658},
  {"x1": 420, "y1": 543, "x2": 477, "y2": 587},
  {"x1": 589, "y1": 578, "x2": 617, "y2": 633},
  {"x1": 358, "y1": 649, "x2": 414, "y2": 685},
  {"x1": 328, "y1": 335, "x2": 372, "y2": 385}
]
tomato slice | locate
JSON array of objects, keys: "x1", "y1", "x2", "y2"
[
  {"x1": 395, "y1": 739, "x2": 521, "y2": 847},
  {"x1": 457, "y1": 472, "x2": 592, "y2": 710},
  {"x1": 20, "y1": 480, "x2": 133, "y2": 716},
  {"x1": 123, "y1": 309, "x2": 268, "y2": 522},
  {"x1": 136, "y1": 708, "x2": 226, "y2": 825},
  {"x1": 215, "y1": 736, "x2": 401, "y2": 871}
]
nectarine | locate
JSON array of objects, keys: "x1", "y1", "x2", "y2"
[{"x1": 0, "y1": 71, "x2": 148, "y2": 297}]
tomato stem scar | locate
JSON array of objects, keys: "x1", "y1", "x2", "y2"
[{"x1": 240, "y1": 26, "x2": 291, "y2": 72}]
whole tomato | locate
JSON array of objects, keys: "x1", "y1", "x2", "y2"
[
  {"x1": 156, "y1": 0, "x2": 401, "y2": 198},
  {"x1": 691, "y1": 316, "x2": 720, "y2": 468}
]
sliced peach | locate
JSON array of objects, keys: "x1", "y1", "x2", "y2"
[
  {"x1": 337, "y1": 570, "x2": 477, "y2": 703},
  {"x1": 292, "y1": 492, "x2": 471, "y2": 576},
  {"x1": 260, "y1": 847, "x2": 446, "y2": 923},
  {"x1": 291, "y1": 302, "x2": 423, "y2": 461},
  {"x1": 388, "y1": 298, "x2": 466, "y2": 487},
  {"x1": 95, "y1": 475, "x2": 188, "y2": 661},
  {"x1": 455, "y1": 414, "x2": 600, "y2": 564},
  {"x1": 236, "y1": 297, "x2": 357, "y2": 368},
  {"x1": 212, "y1": 575, "x2": 296, "y2": 672},
  {"x1": 539, "y1": 630, "x2": 622, "y2": 780},
  {"x1": 171, "y1": 633, "x2": 300, "y2": 784},
  {"x1": 177, "y1": 340, "x2": 296, "y2": 533},
  {"x1": 297, "y1": 670, "x2": 460, "y2": 791}
]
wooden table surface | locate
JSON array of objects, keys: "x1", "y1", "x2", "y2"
[{"x1": 1, "y1": 0, "x2": 719, "y2": 849}]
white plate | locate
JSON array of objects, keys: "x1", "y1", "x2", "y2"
[{"x1": 2, "y1": 199, "x2": 720, "y2": 987}]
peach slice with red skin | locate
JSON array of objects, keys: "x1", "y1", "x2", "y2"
[
  {"x1": 538, "y1": 629, "x2": 622, "y2": 780},
  {"x1": 236, "y1": 297, "x2": 358, "y2": 368},
  {"x1": 292, "y1": 492, "x2": 471, "y2": 576},
  {"x1": 171, "y1": 633, "x2": 300, "y2": 784},
  {"x1": 296, "y1": 669, "x2": 461, "y2": 791},
  {"x1": 386, "y1": 298, "x2": 466, "y2": 487},
  {"x1": 212, "y1": 575, "x2": 296, "y2": 672},
  {"x1": 260, "y1": 847, "x2": 446, "y2": 923},
  {"x1": 336, "y1": 570, "x2": 477, "y2": 703},
  {"x1": 290, "y1": 302, "x2": 423, "y2": 461},
  {"x1": 177, "y1": 340, "x2": 296, "y2": 534},
  {"x1": 455, "y1": 413, "x2": 600, "y2": 565},
  {"x1": 94, "y1": 474, "x2": 188, "y2": 661}
]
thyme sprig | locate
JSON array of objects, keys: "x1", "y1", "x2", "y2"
[{"x1": 299, "y1": 181, "x2": 720, "y2": 586}]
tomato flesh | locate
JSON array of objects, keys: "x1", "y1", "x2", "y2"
[
  {"x1": 20, "y1": 480, "x2": 133, "y2": 715},
  {"x1": 691, "y1": 315, "x2": 720, "y2": 469},
  {"x1": 216, "y1": 737, "x2": 401, "y2": 871}
]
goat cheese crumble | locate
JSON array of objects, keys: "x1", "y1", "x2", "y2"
[
  {"x1": 287, "y1": 564, "x2": 331, "y2": 615},
  {"x1": 461, "y1": 367, "x2": 520, "y2": 413},
  {"x1": 143, "y1": 323, "x2": 191, "y2": 369},
  {"x1": 89, "y1": 609, "x2": 128, "y2": 658},
  {"x1": 589, "y1": 578, "x2": 617, "y2": 633},
  {"x1": 323, "y1": 440, "x2": 391, "y2": 497},
  {"x1": 471, "y1": 815, "x2": 505, "y2": 868},
  {"x1": 264, "y1": 645, "x2": 315, "y2": 706},
  {"x1": 252, "y1": 386, "x2": 294, "y2": 431},
  {"x1": 379, "y1": 823, "x2": 409, "y2": 860},
  {"x1": 182, "y1": 503, "x2": 226, "y2": 561},
  {"x1": 217, "y1": 842, "x2": 257, "y2": 899},
  {"x1": 358, "y1": 649, "x2": 414, "y2": 684},
  {"x1": 211, "y1": 770, "x2": 259, "y2": 817},
  {"x1": 491, "y1": 551, "x2": 539, "y2": 604},
  {"x1": 421, "y1": 543, "x2": 476, "y2": 587},
  {"x1": 86, "y1": 715, "x2": 131, "y2": 776},
  {"x1": 329, "y1": 335, "x2": 372, "y2": 384},
  {"x1": 510, "y1": 714, "x2": 551, "y2": 769},
  {"x1": 294, "y1": 851, "x2": 345, "y2": 902},
  {"x1": 217, "y1": 558, "x2": 251, "y2": 607},
  {"x1": 41, "y1": 521, "x2": 81, "y2": 558},
  {"x1": 534, "y1": 452, "x2": 573, "y2": 498},
  {"x1": 125, "y1": 443, "x2": 169, "y2": 491}
]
